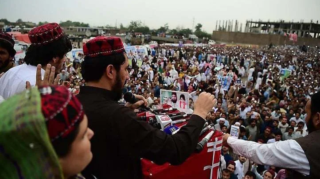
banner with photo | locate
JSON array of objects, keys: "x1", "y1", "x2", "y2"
[
  {"x1": 160, "y1": 89, "x2": 189, "y2": 113},
  {"x1": 128, "y1": 59, "x2": 143, "y2": 68},
  {"x1": 219, "y1": 75, "x2": 232, "y2": 91},
  {"x1": 125, "y1": 45, "x2": 148, "y2": 68},
  {"x1": 66, "y1": 49, "x2": 83, "y2": 62},
  {"x1": 280, "y1": 69, "x2": 291, "y2": 81}
]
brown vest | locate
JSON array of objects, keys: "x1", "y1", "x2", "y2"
[{"x1": 293, "y1": 130, "x2": 320, "y2": 179}]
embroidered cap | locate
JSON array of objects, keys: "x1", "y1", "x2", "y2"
[
  {"x1": 39, "y1": 86, "x2": 84, "y2": 142},
  {"x1": 83, "y1": 36, "x2": 125, "y2": 57},
  {"x1": 28, "y1": 23, "x2": 64, "y2": 45}
]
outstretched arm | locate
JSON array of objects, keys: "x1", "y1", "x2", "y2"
[{"x1": 224, "y1": 135, "x2": 310, "y2": 176}]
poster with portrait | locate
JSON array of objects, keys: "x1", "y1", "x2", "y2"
[
  {"x1": 220, "y1": 76, "x2": 232, "y2": 91},
  {"x1": 160, "y1": 90, "x2": 189, "y2": 113},
  {"x1": 66, "y1": 49, "x2": 83, "y2": 62},
  {"x1": 125, "y1": 45, "x2": 146, "y2": 68}
]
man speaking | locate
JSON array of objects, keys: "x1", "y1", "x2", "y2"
[
  {"x1": 223, "y1": 92, "x2": 320, "y2": 178},
  {"x1": 77, "y1": 36, "x2": 216, "y2": 179}
]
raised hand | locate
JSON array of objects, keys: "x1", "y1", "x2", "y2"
[
  {"x1": 36, "y1": 64, "x2": 60, "y2": 86},
  {"x1": 26, "y1": 64, "x2": 61, "y2": 89},
  {"x1": 193, "y1": 92, "x2": 217, "y2": 119}
]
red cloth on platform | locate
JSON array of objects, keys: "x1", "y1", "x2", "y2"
[{"x1": 142, "y1": 130, "x2": 223, "y2": 179}]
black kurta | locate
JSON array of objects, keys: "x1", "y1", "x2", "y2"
[{"x1": 77, "y1": 86, "x2": 205, "y2": 179}]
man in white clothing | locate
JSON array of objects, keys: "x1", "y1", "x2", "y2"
[
  {"x1": 278, "y1": 117, "x2": 289, "y2": 134},
  {"x1": 289, "y1": 112, "x2": 304, "y2": 124},
  {"x1": 0, "y1": 23, "x2": 71, "y2": 99},
  {"x1": 267, "y1": 131, "x2": 282, "y2": 143},
  {"x1": 247, "y1": 66, "x2": 255, "y2": 82},
  {"x1": 223, "y1": 92, "x2": 320, "y2": 178},
  {"x1": 234, "y1": 156, "x2": 247, "y2": 179}
]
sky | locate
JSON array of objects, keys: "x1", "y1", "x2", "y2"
[{"x1": 1, "y1": 0, "x2": 320, "y2": 32}]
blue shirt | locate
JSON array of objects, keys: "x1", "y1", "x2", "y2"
[
  {"x1": 198, "y1": 54, "x2": 202, "y2": 61},
  {"x1": 223, "y1": 153, "x2": 233, "y2": 165},
  {"x1": 154, "y1": 85, "x2": 160, "y2": 98}
]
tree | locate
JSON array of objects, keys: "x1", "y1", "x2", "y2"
[
  {"x1": 128, "y1": 21, "x2": 142, "y2": 31},
  {"x1": 16, "y1": 19, "x2": 23, "y2": 23},
  {"x1": 157, "y1": 23, "x2": 169, "y2": 33},
  {"x1": 193, "y1": 23, "x2": 211, "y2": 39},
  {"x1": 127, "y1": 20, "x2": 150, "y2": 34},
  {"x1": 169, "y1": 29, "x2": 178, "y2": 35},
  {"x1": 120, "y1": 23, "x2": 125, "y2": 30},
  {"x1": 0, "y1": 19, "x2": 10, "y2": 24},
  {"x1": 136, "y1": 26, "x2": 150, "y2": 34},
  {"x1": 179, "y1": 28, "x2": 193, "y2": 36},
  {"x1": 38, "y1": 21, "x2": 49, "y2": 26},
  {"x1": 195, "y1": 23, "x2": 202, "y2": 32},
  {"x1": 195, "y1": 31, "x2": 211, "y2": 39},
  {"x1": 60, "y1": 20, "x2": 89, "y2": 27}
]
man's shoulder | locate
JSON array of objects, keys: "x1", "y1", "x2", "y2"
[
  {"x1": 1, "y1": 64, "x2": 36, "y2": 86},
  {"x1": 79, "y1": 94, "x2": 131, "y2": 111},
  {"x1": 9, "y1": 64, "x2": 36, "y2": 79}
]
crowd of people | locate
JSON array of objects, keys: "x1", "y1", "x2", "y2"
[
  {"x1": 0, "y1": 22, "x2": 320, "y2": 179},
  {"x1": 123, "y1": 43, "x2": 320, "y2": 179}
]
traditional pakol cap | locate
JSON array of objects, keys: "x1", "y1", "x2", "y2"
[
  {"x1": 0, "y1": 32, "x2": 14, "y2": 47},
  {"x1": 39, "y1": 86, "x2": 84, "y2": 142},
  {"x1": 28, "y1": 23, "x2": 64, "y2": 45},
  {"x1": 83, "y1": 36, "x2": 125, "y2": 57},
  {"x1": 0, "y1": 87, "x2": 65, "y2": 178}
]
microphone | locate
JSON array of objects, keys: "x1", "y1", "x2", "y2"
[
  {"x1": 171, "y1": 119, "x2": 186, "y2": 124},
  {"x1": 171, "y1": 114, "x2": 187, "y2": 120},
  {"x1": 199, "y1": 124, "x2": 213, "y2": 136},
  {"x1": 168, "y1": 112, "x2": 185, "y2": 117},
  {"x1": 195, "y1": 130, "x2": 214, "y2": 153},
  {"x1": 124, "y1": 92, "x2": 152, "y2": 112}
]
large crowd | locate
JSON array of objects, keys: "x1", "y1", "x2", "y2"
[
  {"x1": 119, "y1": 44, "x2": 320, "y2": 179},
  {"x1": 0, "y1": 22, "x2": 320, "y2": 179}
]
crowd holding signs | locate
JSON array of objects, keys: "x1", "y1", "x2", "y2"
[{"x1": 1, "y1": 22, "x2": 320, "y2": 178}]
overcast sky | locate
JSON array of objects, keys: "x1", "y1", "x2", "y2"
[{"x1": 1, "y1": 0, "x2": 320, "y2": 32}]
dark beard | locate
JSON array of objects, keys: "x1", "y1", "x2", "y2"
[
  {"x1": 171, "y1": 99, "x2": 177, "y2": 103},
  {"x1": 0, "y1": 58, "x2": 11, "y2": 71},
  {"x1": 112, "y1": 72, "x2": 124, "y2": 101},
  {"x1": 307, "y1": 118, "x2": 316, "y2": 134}
]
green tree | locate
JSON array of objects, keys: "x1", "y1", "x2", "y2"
[
  {"x1": 128, "y1": 21, "x2": 142, "y2": 31},
  {"x1": 0, "y1": 19, "x2": 10, "y2": 24},
  {"x1": 60, "y1": 20, "x2": 89, "y2": 27},
  {"x1": 38, "y1": 21, "x2": 49, "y2": 26},
  {"x1": 127, "y1": 20, "x2": 150, "y2": 34},
  {"x1": 195, "y1": 23, "x2": 202, "y2": 32},
  {"x1": 136, "y1": 26, "x2": 150, "y2": 34},
  {"x1": 157, "y1": 23, "x2": 169, "y2": 33},
  {"x1": 179, "y1": 28, "x2": 193, "y2": 36},
  {"x1": 16, "y1": 19, "x2": 23, "y2": 23},
  {"x1": 195, "y1": 31, "x2": 211, "y2": 39},
  {"x1": 120, "y1": 23, "x2": 126, "y2": 30},
  {"x1": 169, "y1": 29, "x2": 178, "y2": 35}
]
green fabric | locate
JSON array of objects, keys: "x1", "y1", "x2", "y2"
[
  {"x1": 0, "y1": 87, "x2": 64, "y2": 179},
  {"x1": 159, "y1": 66, "x2": 164, "y2": 73}
]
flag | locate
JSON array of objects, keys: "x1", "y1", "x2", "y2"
[{"x1": 280, "y1": 69, "x2": 291, "y2": 81}]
